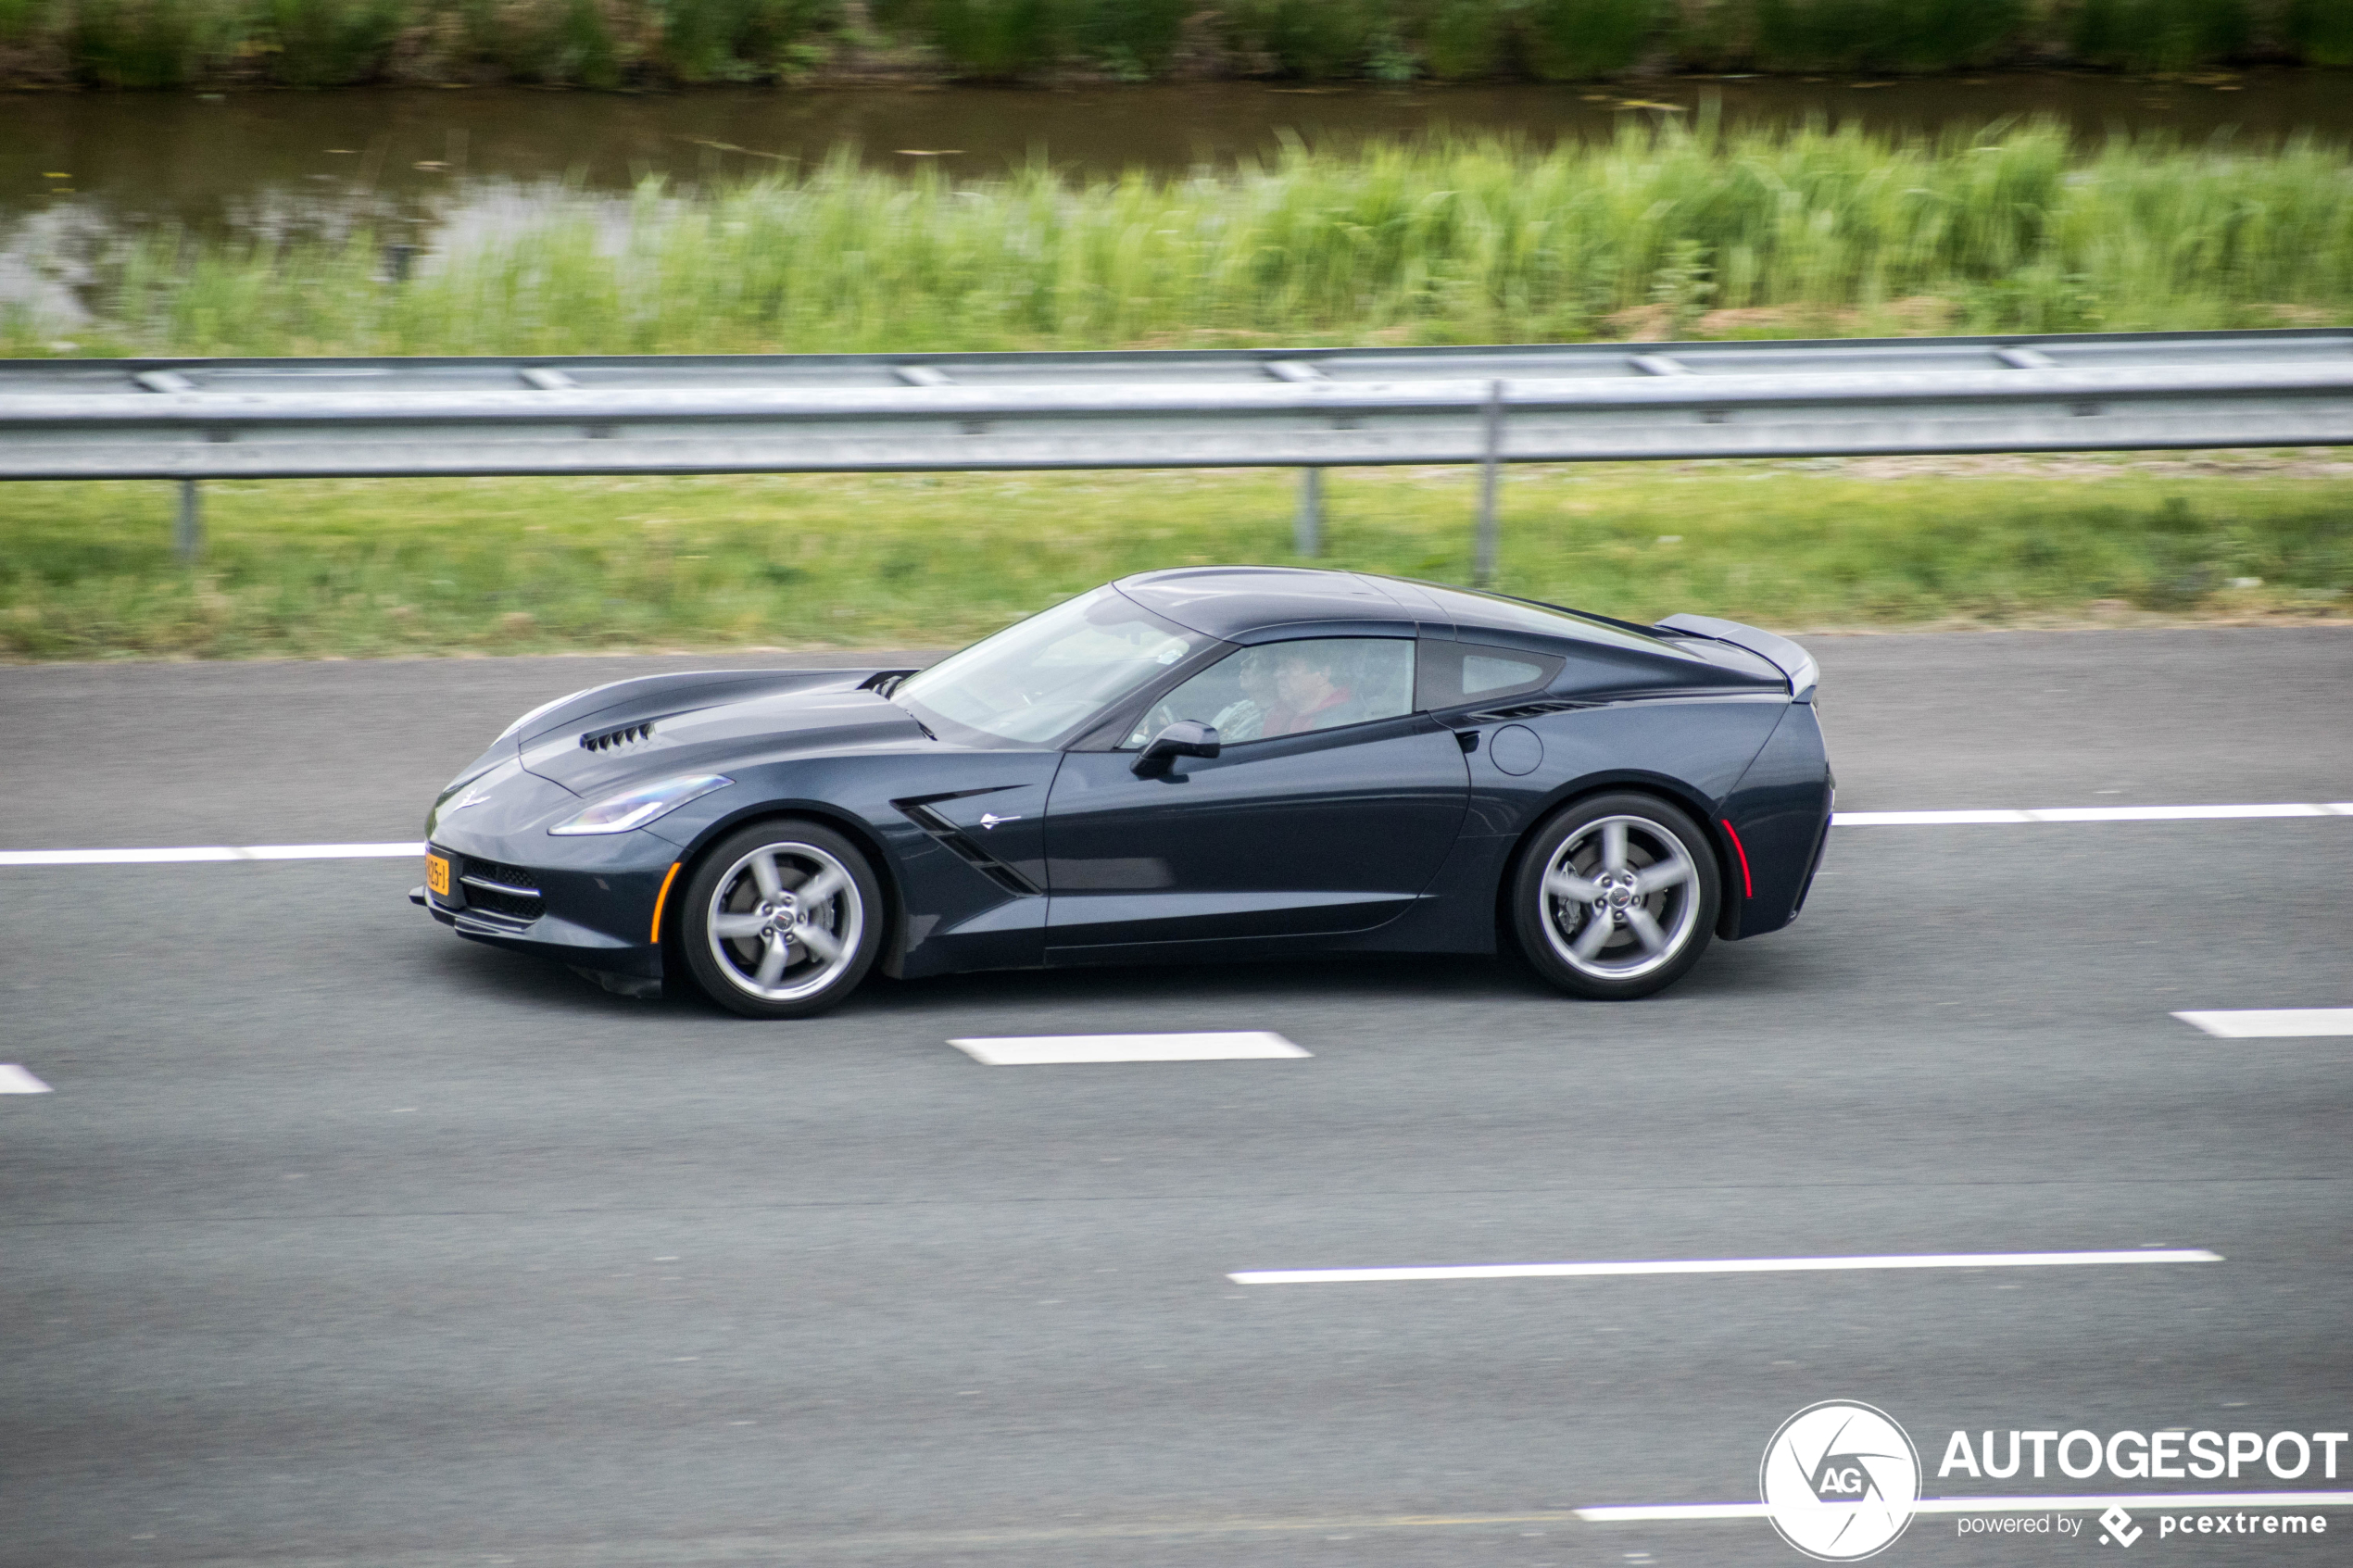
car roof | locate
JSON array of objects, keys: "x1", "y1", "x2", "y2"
[
  {"x1": 1114, "y1": 565, "x2": 1680, "y2": 655},
  {"x1": 1115, "y1": 566, "x2": 1421, "y2": 640}
]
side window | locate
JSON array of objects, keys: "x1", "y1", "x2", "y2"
[
  {"x1": 1415, "y1": 640, "x2": 1566, "y2": 711},
  {"x1": 1122, "y1": 638, "x2": 1415, "y2": 747}
]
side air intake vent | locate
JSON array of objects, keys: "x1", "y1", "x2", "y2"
[
  {"x1": 581, "y1": 721, "x2": 655, "y2": 752},
  {"x1": 1464, "y1": 697, "x2": 1590, "y2": 723},
  {"x1": 892, "y1": 792, "x2": 1041, "y2": 896}
]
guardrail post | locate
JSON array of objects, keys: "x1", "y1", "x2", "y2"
[
  {"x1": 1474, "y1": 379, "x2": 1504, "y2": 587},
  {"x1": 1294, "y1": 468, "x2": 1323, "y2": 558},
  {"x1": 174, "y1": 479, "x2": 203, "y2": 563}
]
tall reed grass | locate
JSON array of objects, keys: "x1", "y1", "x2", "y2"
[
  {"x1": 0, "y1": 0, "x2": 2340, "y2": 87},
  {"x1": 21, "y1": 121, "x2": 2349, "y2": 358}
]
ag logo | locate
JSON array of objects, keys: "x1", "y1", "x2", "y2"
[
  {"x1": 1760, "y1": 1400, "x2": 1921, "y2": 1561},
  {"x1": 1813, "y1": 1456, "x2": 1876, "y2": 1499}
]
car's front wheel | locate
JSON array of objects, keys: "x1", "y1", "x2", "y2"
[
  {"x1": 1511, "y1": 793, "x2": 1719, "y2": 1000},
  {"x1": 679, "y1": 821, "x2": 883, "y2": 1019}
]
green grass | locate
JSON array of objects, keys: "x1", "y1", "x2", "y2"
[
  {"x1": 17, "y1": 123, "x2": 2353, "y2": 359},
  {"x1": 4, "y1": 460, "x2": 2345, "y2": 660}
]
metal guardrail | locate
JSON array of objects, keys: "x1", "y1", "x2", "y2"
[
  {"x1": 6, "y1": 330, "x2": 2350, "y2": 574},
  {"x1": 8, "y1": 331, "x2": 2353, "y2": 481}
]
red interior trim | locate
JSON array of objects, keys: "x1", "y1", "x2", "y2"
[{"x1": 1721, "y1": 819, "x2": 1754, "y2": 899}]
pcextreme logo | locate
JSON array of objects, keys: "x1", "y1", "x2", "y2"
[{"x1": 1760, "y1": 1400, "x2": 1923, "y2": 1561}]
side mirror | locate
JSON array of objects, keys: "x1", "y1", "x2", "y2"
[{"x1": 1133, "y1": 721, "x2": 1220, "y2": 776}]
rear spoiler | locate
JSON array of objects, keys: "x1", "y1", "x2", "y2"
[{"x1": 1654, "y1": 613, "x2": 1818, "y2": 703}]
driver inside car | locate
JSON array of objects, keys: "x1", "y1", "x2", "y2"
[
  {"x1": 1126, "y1": 637, "x2": 1400, "y2": 749},
  {"x1": 1209, "y1": 653, "x2": 1277, "y2": 742}
]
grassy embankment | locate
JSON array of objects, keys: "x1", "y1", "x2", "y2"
[
  {"x1": 1, "y1": 0, "x2": 2347, "y2": 89},
  {"x1": 4, "y1": 123, "x2": 2349, "y2": 659},
  {"x1": 5, "y1": 462, "x2": 2347, "y2": 660}
]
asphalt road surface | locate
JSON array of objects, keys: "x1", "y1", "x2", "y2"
[{"x1": 5, "y1": 627, "x2": 2350, "y2": 1568}]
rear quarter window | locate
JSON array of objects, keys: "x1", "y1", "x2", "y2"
[{"x1": 1416, "y1": 641, "x2": 1567, "y2": 710}]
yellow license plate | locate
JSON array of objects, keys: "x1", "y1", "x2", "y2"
[{"x1": 425, "y1": 852, "x2": 450, "y2": 897}]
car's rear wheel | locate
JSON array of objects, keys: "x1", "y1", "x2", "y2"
[
  {"x1": 680, "y1": 821, "x2": 883, "y2": 1019},
  {"x1": 1512, "y1": 793, "x2": 1718, "y2": 1000}
]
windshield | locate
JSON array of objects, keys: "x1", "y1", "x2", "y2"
[{"x1": 894, "y1": 586, "x2": 1214, "y2": 746}]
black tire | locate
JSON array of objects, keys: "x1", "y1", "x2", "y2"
[
  {"x1": 1510, "y1": 792, "x2": 1719, "y2": 1001},
  {"x1": 678, "y1": 820, "x2": 884, "y2": 1020}
]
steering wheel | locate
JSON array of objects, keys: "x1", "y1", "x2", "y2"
[{"x1": 1130, "y1": 700, "x2": 1178, "y2": 746}]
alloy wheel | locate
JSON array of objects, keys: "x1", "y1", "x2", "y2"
[
  {"x1": 1536, "y1": 813, "x2": 1704, "y2": 982},
  {"x1": 704, "y1": 841, "x2": 864, "y2": 1004}
]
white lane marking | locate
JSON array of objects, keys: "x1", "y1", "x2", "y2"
[
  {"x1": 1579, "y1": 1502, "x2": 1771, "y2": 1522},
  {"x1": 2, "y1": 806, "x2": 2347, "y2": 868},
  {"x1": 2175, "y1": 1009, "x2": 2353, "y2": 1038},
  {"x1": 1579, "y1": 1492, "x2": 2353, "y2": 1523},
  {"x1": 950, "y1": 1031, "x2": 1308, "y2": 1066},
  {"x1": 0, "y1": 842, "x2": 425, "y2": 867},
  {"x1": 1837, "y1": 803, "x2": 2353, "y2": 826},
  {"x1": 1227, "y1": 1248, "x2": 2221, "y2": 1285},
  {"x1": 0, "y1": 1064, "x2": 54, "y2": 1094}
]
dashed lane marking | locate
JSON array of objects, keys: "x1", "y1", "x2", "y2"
[
  {"x1": 2174, "y1": 1009, "x2": 2353, "y2": 1038},
  {"x1": 950, "y1": 1032, "x2": 1308, "y2": 1065},
  {"x1": 1579, "y1": 1492, "x2": 2353, "y2": 1524},
  {"x1": 1228, "y1": 1249, "x2": 2222, "y2": 1286},
  {"x1": 0, "y1": 1064, "x2": 54, "y2": 1094}
]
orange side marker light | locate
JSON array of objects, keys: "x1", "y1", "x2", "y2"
[{"x1": 650, "y1": 861, "x2": 682, "y2": 943}]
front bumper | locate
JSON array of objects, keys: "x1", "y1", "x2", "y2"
[{"x1": 417, "y1": 831, "x2": 676, "y2": 980}]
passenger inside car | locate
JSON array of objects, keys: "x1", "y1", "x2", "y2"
[{"x1": 1262, "y1": 643, "x2": 1355, "y2": 735}]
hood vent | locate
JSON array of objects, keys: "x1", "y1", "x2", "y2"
[{"x1": 581, "y1": 720, "x2": 656, "y2": 752}]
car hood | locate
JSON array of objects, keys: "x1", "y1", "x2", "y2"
[{"x1": 514, "y1": 668, "x2": 930, "y2": 797}]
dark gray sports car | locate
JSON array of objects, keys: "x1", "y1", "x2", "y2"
[{"x1": 415, "y1": 567, "x2": 1831, "y2": 1017}]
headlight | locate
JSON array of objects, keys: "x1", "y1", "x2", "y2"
[{"x1": 548, "y1": 774, "x2": 732, "y2": 836}]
